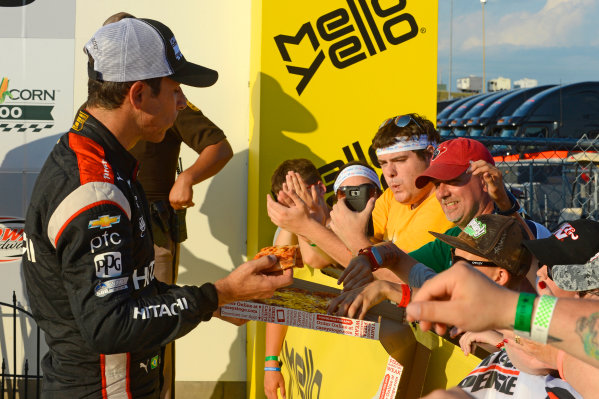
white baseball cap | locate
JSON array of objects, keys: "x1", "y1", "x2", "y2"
[{"x1": 84, "y1": 18, "x2": 218, "y2": 87}]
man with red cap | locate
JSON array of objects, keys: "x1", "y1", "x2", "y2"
[{"x1": 338, "y1": 137, "x2": 550, "y2": 290}]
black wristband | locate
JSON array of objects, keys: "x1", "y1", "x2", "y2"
[{"x1": 494, "y1": 190, "x2": 520, "y2": 216}]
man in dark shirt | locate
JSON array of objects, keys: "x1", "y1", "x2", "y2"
[
  {"x1": 23, "y1": 17, "x2": 290, "y2": 398},
  {"x1": 99, "y1": 14, "x2": 234, "y2": 397}
]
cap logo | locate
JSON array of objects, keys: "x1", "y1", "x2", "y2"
[
  {"x1": 590, "y1": 251, "x2": 599, "y2": 262},
  {"x1": 553, "y1": 223, "x2": 579, "y2": 241},
  {"x1": 464, "y1": 218, "x2": 486, "y2": 239},
  {"x1": 432, "y1": 146, "x2": 447, "y2": 161},
  {"x1": 169, "y1": 37, "x2": 182, "y2": 60}
]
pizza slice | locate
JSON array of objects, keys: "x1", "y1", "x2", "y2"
[{"x1": 254, "y1": 245, "x2": 304, "y2": 273}]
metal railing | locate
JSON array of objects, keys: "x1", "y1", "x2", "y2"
[{"x1": 0, "y1": 292, "x2": 41, "y2": 399}]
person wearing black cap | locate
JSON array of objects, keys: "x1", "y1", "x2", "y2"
[
  {"x1": 22, "y1": 18, "x2": 292, "y2": 398},
  {"x1": 523, "y1": 219, "x2": 599, "y2": 296},
  {"x1": 527, "y1": 219, "x2": 599, "y2": 399},
  {"x1": 80, "y1": 14, "x2": 234, "y2": 398}
]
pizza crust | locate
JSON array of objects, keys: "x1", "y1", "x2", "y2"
[{"x1": 254, "y1": 245, "x2": 304, "y2": 273}]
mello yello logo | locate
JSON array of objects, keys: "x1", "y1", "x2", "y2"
[
  {"x1": 275, "y1": 0, "x2": 420, "y2": 95},
  {"x1": 282, "y1": 342, "x2": 323, "y2": 399}
]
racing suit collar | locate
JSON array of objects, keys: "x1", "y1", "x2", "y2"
[{"x1": 81, "y1": 112, "x2": 140, "y2": 181}]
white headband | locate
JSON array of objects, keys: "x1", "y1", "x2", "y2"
[
  {"x1": 375, "y1": 135, "x2": 435, "y2": 156},
  {"x1": 333, "y1": 165, "x2": 380, "y2": 193}
]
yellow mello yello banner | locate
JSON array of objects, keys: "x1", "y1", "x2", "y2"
[{"x1": 246, "y1": 1, "x2": 453, "y2": 398}]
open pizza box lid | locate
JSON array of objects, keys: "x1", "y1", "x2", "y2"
[{"x1": 221, "y1": 278, "x2": 407, "y2": 341}]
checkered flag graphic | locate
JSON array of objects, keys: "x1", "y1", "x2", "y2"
[{"x1": 0, "y1": 123, "x2": 54, "y2": 132}]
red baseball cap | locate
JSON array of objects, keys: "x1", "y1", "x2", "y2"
[{"x1": 415, "y1": 138, "x2": 495, "y2": 188}]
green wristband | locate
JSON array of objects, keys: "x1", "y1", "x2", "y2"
[
  {"x1": 265, "y1": 355, "x2": 279, "y2": 362},
  {"x1": 514, "y1": 292, "x2": 536, "y2": 334}
]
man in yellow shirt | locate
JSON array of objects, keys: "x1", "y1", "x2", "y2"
[{"x1": 329, "y1": 114, "x2": 454, "y2": 282}]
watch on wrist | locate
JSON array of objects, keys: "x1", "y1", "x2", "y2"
[
  {"x1": 358, "y1": 246, "x2": 381, "y2": 272},
  {"x1": 495, "y1": 189, "x2": 520, "y2": 216}
]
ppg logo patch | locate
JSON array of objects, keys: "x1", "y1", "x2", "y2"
[{"x1": 95, "y1": 251, "x2": 122, "y2": 278}]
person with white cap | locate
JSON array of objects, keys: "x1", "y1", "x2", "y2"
[
  {"x1": 23, "y1": 18, "x2": 292, "y2": 398},
  {"x1": 266, "y1": 160, "x2": 382, "y2": 268},
  {"x1": 264, "y1": 159, "x2": 381, "y2": 399}
]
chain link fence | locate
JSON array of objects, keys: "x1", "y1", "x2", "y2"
[{"x1": 470, "y1": 135, "x2": 599, "y2": 230}]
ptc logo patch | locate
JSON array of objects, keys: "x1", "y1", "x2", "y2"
[{"x1": 464, "y1": 218, "x2": 486, "y2": 239}]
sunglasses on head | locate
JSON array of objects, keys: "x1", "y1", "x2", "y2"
[
  {"x1": 451, "y1": 248, "x2": 498, "y2": 267},
  {"x1": 379, "y1": 114, "x2": 425, "y2": 132}
]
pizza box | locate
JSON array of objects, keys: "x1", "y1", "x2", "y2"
[{"x1": 220, "y1": 278, "x2": 406, "y2": 340}]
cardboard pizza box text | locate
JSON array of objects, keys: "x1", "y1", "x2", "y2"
[
  {"x1": 221, "y1": 278, "x2": 404, "y2": 340},
  {"x1": 221, "y1": 278, "x2": 429, "y2": 398}
]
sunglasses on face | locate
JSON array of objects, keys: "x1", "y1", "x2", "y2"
[
  {"x1": 546, "y1": 265, "x2": 554, "y2": 280},
  {"x1": 335, "y1": 184, "x2": 378, "y2": 200},
  {"x1": 451, "y1": 248, "x2": 498, "y2": 267},
  {"x1": 379, "y1": 114, "x2": 425, "y2": 132}
]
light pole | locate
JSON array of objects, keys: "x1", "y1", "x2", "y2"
[
  {"x1": 481, "y1": 0, "x2": 486, "y2": 93},
  {"x1": 449, "y1": 0, "x2": 453, "y2": 99}
]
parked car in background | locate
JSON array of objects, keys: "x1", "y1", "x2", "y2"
[
  {"x1": 467, "y1": 85, "x2": 555, "y2": 137},
  {"x1": 436, "y1": 94, "x2": 476, "y2": 132},
  {"x1": 496, "y1": 81, "x2": 599, "y2": 140},
  {"x1": 449, "y1": 90, "x2": 513, "y2": 137},
  {"x1": 441, "y1": 92, "x2": 495, "y2": 137},
  {"x1": 437, "y1": 97, "x2": 460, "y2": 114}
]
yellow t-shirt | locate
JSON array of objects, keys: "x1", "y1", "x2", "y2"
[{"x1": 372, "y1": 187, "x2": 455, "y2": 252}]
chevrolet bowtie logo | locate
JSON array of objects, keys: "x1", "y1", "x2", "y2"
[{"x1": 88, "y1": 215, "x2": 120, "y2": 229}]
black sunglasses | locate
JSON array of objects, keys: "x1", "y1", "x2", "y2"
[
  {"x1": 546, "y1": 265, "x2": 555, "y2": 280},
  {"x1": 451, "y1": 248, "x2": 497, "y2": 267},
  {"x1": 379, "y1": 114, "x2": 425, "y2": 132}
]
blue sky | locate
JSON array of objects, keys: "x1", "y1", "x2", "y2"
[{"x1": 437, "y1": 0, "x2": 599, "y2": 87}]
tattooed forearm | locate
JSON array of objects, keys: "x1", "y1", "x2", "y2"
[{"x1": 575, "y1": 312, "x2": 599, "y2": 360}]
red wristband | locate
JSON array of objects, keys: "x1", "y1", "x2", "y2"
[
  {"x1": 358, "y1": 247, "x2": 379, "y2": 272},
  {"x1": 397, "y1": 284, "x2": 411, "y2": 307}
]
